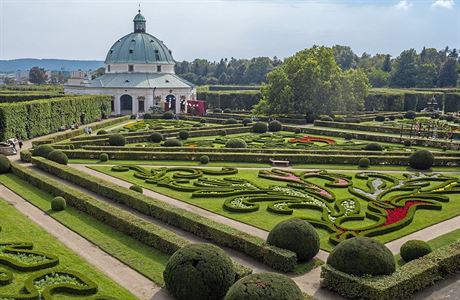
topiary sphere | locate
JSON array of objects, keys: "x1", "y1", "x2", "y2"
[
  {"x1": 294, "y1": 128, "x2": 302, "y2": 134},
  {"x1": 267, "y1": 218, "x2": 319, "y2": 261},
  {"x1": 224, "y1": 272, "x2": 303, "y2": 300},
  {"x1": 409, "y1": 150, "x2": 434, "y2": 170},
  {"x1": 179, "y1": 130, "x2": 189, "y2": 140},
  {"x1": 96, "y1": 130, "x2": 108, "y2": 135},
  {"x1": 163, "y1": 139, "x2": 183, "y2": 147},
  {"x1": 225, "y1": 118, "x2": 238, "y2": 125},
  {"x1": 219, "y1": 129, "x2": 227, "y2": 136},
  {"x1": 164, "y1": 243, "x2": 235, "y2": 300},
  {"x1": 242, "y1": 118, "x2": 252, "y2": 126},
  {"x1": 163, "y1": 111, "x2": 175, "y2": 119},
  {"x1": 200, "y1": 155, "x2": 210, "y2": 164},
  {"x1": 47, "y1": 150, "x2": 68, "y2": 165},
  {"x1": 99, "y1": 153, "x2": 109, "y2": 162},
  {"x1": 404, "y1": 111, "x2": 416, "y2": 119},
  {"x1": 268, "y1": 120, "x2": 282, "y2": 132},
  {"x1": 364, "y1": 143, "x2": 383, "y2": 151},
  {"x1": 51, "y1": 196, "x2": 66, "y2": 211},
  {"x1": 400, "y1": 240, "x2": 432, "y2": 262},
  {"x1": 108, "y1": 134, "x2": 126, "y2": 146},
  {"x1": 344, "y1": 133, "x2": 353, "y2": 140},
  {"x1": 150, "y1": 132, "x2": 163, "y2": 143},
  {"x1": 375, "y1": 115, "x2": 385, "y2": 122},
  {"x1": 32, "y1": 144, "x2": 55, "y2": 158},
  {"x1": 223, "y1": 108, "x2": 232, "y2": 113},
  {"x1": 358, "y1": 157, "x2": 370, "y2": 168},
  {"x1": 320, "y1": 116, "x2": 333, "y2": 122},
  {"x1": 389, "y1": 115, "x2": 396, "y2": 121},
  {"x1": 213, "y1": 108, "x2": 223, "y2": 113},
  {"x1": 129, "y1": 185, "x2": 143, "y2": 193},
  {"x1": 404, "y1": 140, "x2": 412, "y2": 147},
  {"x1": 0, "y1": 154, "x2": 11, "y2": 174},
  {"x1": 200, "y1": 118, "x2": 206, "y2": 123},
  {"x1": 327, "y1": 237, "x2": 395, "y2": 276},
  {"x1": 252, "y1": 122, "x2": 268, "y2": 133},
  {"x1": 225, "y1": 138, "x2": 247, "y2": 149}
]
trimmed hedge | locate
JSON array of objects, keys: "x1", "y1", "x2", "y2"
[
  {"x1": 20, "y1": 150, "x2": 32, "y2": 163},
  {"x1": 47, "y1": 150, "x2": 68, "y2": 165},
  {"x1": 225, "y1": 272, "x2": 304, "y2": 300},
  {"x1": 0, "y1": 154, "x2": 11, "y2": 174},
  {"x1": 99, "y1": 153, "x2": 109, "y2": 162},
  {"x1": 31, "y1": 157, "x2": 298, "y2": 272},
  {"x1": 252, "y1": 122, "x2": 268, "y2": 133},
  {"x1": 164, "y1": 243, "x2": 235, "y2": 300},
  {"x1": 200, "y1": 155, "x2": 210, "y2": 164},
  {"x1": 321, "y1": 240, "x2": 460, "y2": 300},
  {"x1": 150, "y1": 132, "x2": 164, "y2": 143},
  {"x1": 178, "y1": 131, "x2": 189, "y2": 140},
  {"x1": 409, "y1": 150, "x2": 434, "y2": 170},
  {"x1": 225, "y1": 138, "x2": 247, "y2": 149},
  {"x1": 51, "y1": 196, "x2": 67, "y2": 211},
  {"x1": 129, "y1": 185, "x2": 143, "y2": 193},
  {"x1": 400, "y1": 240, "x2": 432, "y2": 262},
  {"x1": 327, "y1": 237, "x2": 395, "y2": 276},
  {"x1": 108, "y1": 134, "x2": 126, "y2": 146},
  {"x1": 268, "y1": 120, "x2": 282, "y2": 132},
  {"x1": 0, "y1": 95, "x2": 111, "y2": 140},
  {"x1": 358, "y1": 157, "x2": 370, "y2": 168},
  {"x1": 163, "y1": 139, "x2": 183, "y2": 147},
  {"x1": 267, "y1": 219, "x2": 319, "y2": 262},
  {"x1": 32, "y1": 144, "x2": 55, "y2": 158}
]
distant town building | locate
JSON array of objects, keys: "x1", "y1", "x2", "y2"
[
  {"x1": 15, "y1": 70, "x2": 29, "y2": 83},
  {"x1": 65, "y1": 10, "x2": 196, "y2": 115}
]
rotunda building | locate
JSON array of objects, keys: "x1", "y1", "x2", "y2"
[{"x1": 65, "y1": 10, "x2": 196, "y2": 115}]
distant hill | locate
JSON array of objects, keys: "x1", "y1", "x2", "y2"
[{"x1": 0, "y1": 59, "x2": 104, "y2": 72}]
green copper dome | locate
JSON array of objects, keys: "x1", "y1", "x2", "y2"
[{"x1": 105, "y1": 11, "x2": 175, "y2": 65}]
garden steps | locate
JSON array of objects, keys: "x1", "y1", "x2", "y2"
[{"x1": 0, "y1": 184, "x2": 162, "y2": 300}]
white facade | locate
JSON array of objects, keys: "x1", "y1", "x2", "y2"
[{"x1": 64, "y1": 10, "x2": 195, "y2": 116}]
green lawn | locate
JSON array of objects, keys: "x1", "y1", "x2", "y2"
[
  {"x1": 0, "y1": 174, "x2": 170, "y2": 286},
  {"x1": 90, "y1": 166, "x2": 460, "y2": 252},
  {"x1": 0, "y1": 197, "x2": 136, "y2": 299}
]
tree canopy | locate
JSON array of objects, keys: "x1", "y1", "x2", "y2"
[{"x1": 253, "y1": 46, "x2": 369, "y2": 116}]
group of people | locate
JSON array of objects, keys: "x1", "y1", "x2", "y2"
[
  {"x1": 83, "y1": 127, "x2": 94, "y2": 135},
  {"x1": 6, "y1": 137, "x2": 24, "y2": 153}
]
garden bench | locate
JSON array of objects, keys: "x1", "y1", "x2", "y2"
[{"x1": 269, "y1": 159, "x2": 290, "y2": 167}]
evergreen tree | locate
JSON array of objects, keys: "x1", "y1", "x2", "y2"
[{"x1": 438, "y1": 58, "x2": 459, "y2": 87}]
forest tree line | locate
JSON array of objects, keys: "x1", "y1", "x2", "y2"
[{"x1": 175, "y1": 46, "x2": 459, "y2": 88}]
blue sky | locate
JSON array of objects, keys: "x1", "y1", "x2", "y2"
[{"x1": 0, "y1": 0, "x2": 458, "y2": 61}]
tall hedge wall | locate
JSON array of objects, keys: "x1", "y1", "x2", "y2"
[
  {"x1": 197, "y1": 91, "x2": 262, "y2": 110},
  {"x1": 0, "y1": 95, "x2": 111, "y2": 140},
  {"x1": 0, "y1": 93, "x2": 63, "y2": 103}
]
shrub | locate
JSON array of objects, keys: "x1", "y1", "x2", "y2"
[
  {"x1": 375, "y1": 115, "x2": 385, "y2": 122},
  {"x1": 400, "y1": 240, "x2": 432, "y2": 262},
  {"x1": 96, "y1": 130, "x2": 108, "y2": 135},
  {"x1": 179, "y1": 130, "x2": 189, "y2": 140},
  {"x1": 0, "y1": 154, "x2": 11, "y2": 174},
  {"x1": 404, "y1": 140, "x2": 412, "y2": 147},
  {"x1": 200, "y1": 155, "x2": 210, "y2": 164},
  {"x1": 108, "y1": 134, "x2": 126, "y2": 146},
  {"x1": 20, "y1": 150, "x2": 32, "y2": 163},
  {"x1": 404, "y1": 111, "x2": 416, "y2": 119},
  {"x1": 409, "y1": 150, "x2": 434, "y2": 170},
  {"x1": 163, "y1": 139, "x2": 183, "y2": 147},
  {"x1": 358, "y1": 158, "x2": 370, "y2": 168},
  {"x1": 32, "y1": 144, "x2": 55, "y2": 158},
  {"x1": 225, "y1": 118, "x2": 238, "y2": 124},
  {"x1": 219, "y1": 129, "x2": 227, "y2": 136},
  {"x1": 150, "y1": 132, "x2": 163, "y2": 143},
  {"x1": 163, "y1": 243, "x2": 235, "y2": 300},
  {"x1": 225, "y1": 139, "x2": 247, "y2": 149},
  {"x1": 129, "y1": 185, "x2": 143, "y2": 193},
  {"x1": 143, "y1": 113, "x2": 153, "y2": 119},
  {"x1": 267, "y1": 219, "x2": 319, "y2": 261},
  {"x1": 294, "y1": 128, "x2": 302, "y2": 134},
  {"x1": 364, "y1": 143, "x2": 383, "y2": 151},
  {"x1": 242, "y1": 118, "x2": 252, "y2": 126},
  {"x1": 327, "y1": 237, "x2": 395, "y2": 276},
  {"x1": 344, "y1": 133, "x2": 353, "y2": 140},
  {"x1": 47, "y1": 150, "x2": 68, "y2": 165},
  {"x1": 252, "y1": 122, "x2": 268, "y2": 133},
  {"x1": 163, "y1": 111, "x2": 175, "y2": 119},
  {"x1": 389, "y1": 115, "x2": 396, "y2": 121},
  {"x1": 99, "y1": 153, "x2": 109, "y2": 162},
  {"x1": 213, "y1": 108, "x2": 222, "y2": 113},
  {"x1": 200, "y1": 118, "x2": 206, "y2": 123},
  {"x1": 224, "y1": 272, "x2": 303, "y2": 300},
  {"x1": 223, "y1": 108, "x2": 232, "y2": 113},
  {"x1": 51, "y1": 196, "x2": 66, "y2": 211},
  {"x1": 268, "y1": 120, "x2": 282, "y2": 132},
  {"x1": 334, "y1": 117, "x2": 345, "y2": 122},
  {"x1": 320, "y1": 116, "x2": 333, "y2": 121}
]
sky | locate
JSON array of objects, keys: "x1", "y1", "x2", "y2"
[{"x1": 0, "y1": 0, "x2": 459, "y2": 61}]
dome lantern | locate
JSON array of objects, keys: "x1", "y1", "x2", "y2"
[{"x1": 133, "y1": 10, "x2": 146, "y2": 33}]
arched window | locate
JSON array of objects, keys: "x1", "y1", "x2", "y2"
[{"x1": 120, "y1": 94, "x2": 133, "y2": 114}]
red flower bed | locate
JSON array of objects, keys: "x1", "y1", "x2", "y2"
[
  {"x1": 289, "y1": 136, "x2": 336, "y2": 145},
  {"x1": 385, "y1": 201, "x2": 428, "y2": 225}
]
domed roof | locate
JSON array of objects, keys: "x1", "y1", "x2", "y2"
[{"x1": 105, "y1": 11, "x2": 175, "y2": 65}]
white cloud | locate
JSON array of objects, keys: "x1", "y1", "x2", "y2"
[
  {"x1": 394, "y1": 0, "x2": 413, "y2": 11},
  {"x1": 432, "y1": 0, "x2": 455, "y2": 9}
]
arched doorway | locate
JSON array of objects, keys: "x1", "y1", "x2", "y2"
[
  {"x1": 165, "y1": 94, "x2": 176, "y2": 112},
  {"x1": 120, "y1": 94, "x2": 133, "y2": 115}
]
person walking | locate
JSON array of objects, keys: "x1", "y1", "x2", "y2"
[{"x1": 18, "y1": 139, "x2": 23, "y2": 150}]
